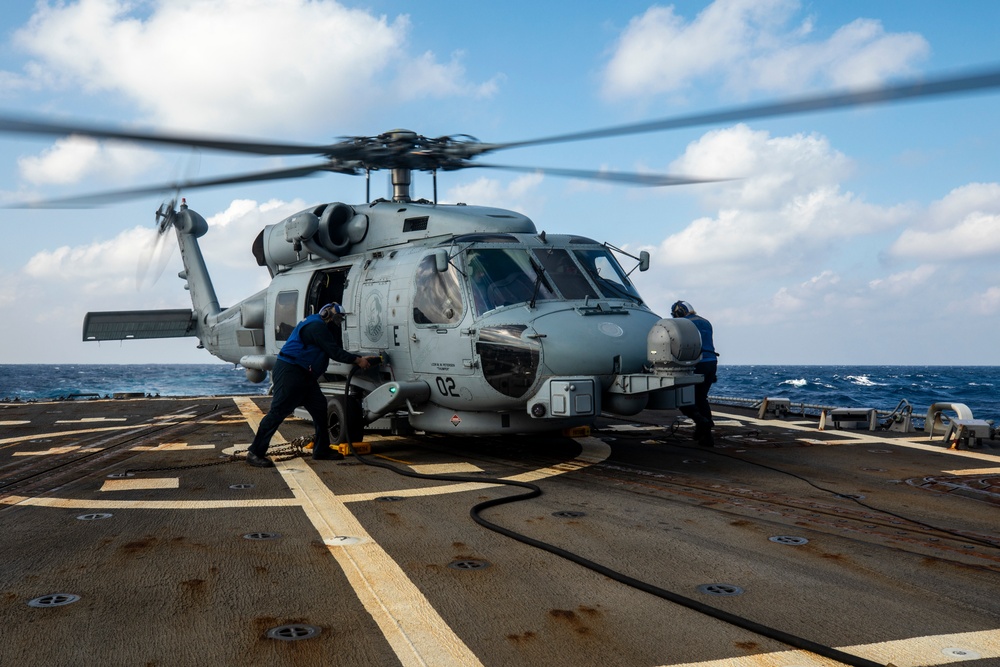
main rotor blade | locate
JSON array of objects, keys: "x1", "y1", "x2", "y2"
[
  {"x1": 472, "y1": 163, "x2": 732, "y2": 187},
  {"x1": 6, "y1": 163, "x2": 339, "y2": 208},
  {"x1": 493, "y1": 66, "x2": 1000, "y2": 151},
  {"x1": 0, "y1": 114, "x2": 343, "y2": 156}
]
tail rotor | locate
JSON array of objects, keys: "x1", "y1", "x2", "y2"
[{"x1": 135, "y1": 197, "x2": 178, "y2": 290}]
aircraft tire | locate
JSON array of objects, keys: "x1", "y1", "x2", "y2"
[{"x1": 328, "y1": 395, "x2": 364, "y2": 444}]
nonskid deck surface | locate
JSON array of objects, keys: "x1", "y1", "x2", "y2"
[{"x1": 1, "y1": 397, "x2": 999, "y2": 667}]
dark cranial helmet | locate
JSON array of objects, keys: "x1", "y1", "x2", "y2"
[
  {"x1": 319, "y1": 302, "x2": 346, "y2": 322},
  {"x1": 671, "y1": 300, "x2": 694, "y2": 318}
]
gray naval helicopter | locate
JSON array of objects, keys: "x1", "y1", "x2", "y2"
[
  {"x1": 5, "y1": 67, "x2": 1000, "y2": 441},
  {"x1": 86, "y1": 138, "x2": 707, "y2": 439}
]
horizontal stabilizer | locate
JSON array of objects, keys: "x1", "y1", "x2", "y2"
[{"x1": 83, "y1": 309, "x2": 196, "y2": 341}]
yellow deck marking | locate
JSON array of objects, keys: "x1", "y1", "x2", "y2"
[
  {"x1": 5, "y1": 399, "x2": 609, "y2": 665},
  {"x1": 233, "y1": 396, "x2": 484, "y2": 667},
  {"x1": 336, "y1": 438, "x2": 611, "y2": 504},
  {"x1": 0, "y1": 420, "x2": 30, "y2": 426},
  {"x1": 131, "y1": 442, "x2": 216, "y2": 451},
  {"x1": 941, "y1": 467, "x2": 1000, "y2": 476},
  {"x1": 716, "y1": 411, "x2": 1000, "y2": 466},
  {"x1": 660, "y1": 627, "x2": 1000, "y2": 666},
  {"x1": 100, "y1": 478, "x2": 179, "y2": 492},
  {"x1": 374, "y1": 453, "x2": 415, "y2": 465},
  {"x1": 2, "y1": 495, "x2": 299, "y2": 509},
  {"x1": 13, "y1": 446, "x2": 83, "y2": 456},
  {"x1": 409, "y1": 462, "x2": 483, "y2": 475},
  {"x1": 56, "y1": 417, "x2": 128, "y2": 423},
  {"x1": 338, "y1": 481, "x2": 498, "y2": 504}
]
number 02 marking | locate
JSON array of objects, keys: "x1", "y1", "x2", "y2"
[{"x1": 435, "y1": 376, "x2": 459, "y2": 397}]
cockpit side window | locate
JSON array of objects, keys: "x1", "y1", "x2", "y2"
[
  {"x1": 573, "y1": 248, "x2": 642, "y2": 302},
  {"x1": 466, "y1": 248, "x2": 555, "y2": 315},
  {"x1": 412, "y1": 254, "x2": 465, "y2": 325}
]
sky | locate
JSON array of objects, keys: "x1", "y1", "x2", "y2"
[{"x1": 0, "y1": 0, "x2": 999, "y2": 366}]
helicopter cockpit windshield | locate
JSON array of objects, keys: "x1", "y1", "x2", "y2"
[
  {"x1": 466, "y1": 247, "x2": 555, "y2": 314},
  {"x1": 571, "y1": 247, "x2": 642, "y2": 303},
  {"x1": 464, "y1": 244, "x2": 643, "y2": 315}
]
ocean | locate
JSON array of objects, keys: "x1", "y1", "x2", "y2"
[{"x1": 0, "y1": 364, "x2": 996, "y2": 422}]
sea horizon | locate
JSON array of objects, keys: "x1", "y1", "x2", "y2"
[{"x1": 1, "y1": 363, "x2": 996, "y2": 422}]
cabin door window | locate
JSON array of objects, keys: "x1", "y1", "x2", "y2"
[{"x1": 274, "y1": 290, "x2": 299, "y2": 341}]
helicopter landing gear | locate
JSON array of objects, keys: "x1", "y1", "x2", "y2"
[{"x1": 328, "y1": 395, "x2": 364, "y2": 445}]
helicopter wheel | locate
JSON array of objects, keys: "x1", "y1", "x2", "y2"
[{"x1": 328, "y1": 395, "x2": 364, "y2": 445}]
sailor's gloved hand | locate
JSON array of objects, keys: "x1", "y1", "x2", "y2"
[{"x1": 354, "y1": 356, "x2": 381, "y2": 370}]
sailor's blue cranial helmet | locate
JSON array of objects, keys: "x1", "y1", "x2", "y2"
[
  {"x1": 671, "y1": 300, "x2": 694, "y2": 318},
  {"x1": 319, "y1": 302, "x2": 346, "y2": 321}
]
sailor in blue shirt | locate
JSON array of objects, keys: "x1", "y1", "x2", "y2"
[
  {"x1": 672, "y1": 301, "x2": 719, "y2": 447},
  {"x1": 247, "y1": 303, "x2": 374, "y2": 467}
]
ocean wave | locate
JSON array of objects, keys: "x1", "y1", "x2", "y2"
[
  {"x1": 779, "y1": 379, "x2": 808, "y2": 388},
  {"x1": 845, "y1": 375, "x2": 885, "y2": 387}
]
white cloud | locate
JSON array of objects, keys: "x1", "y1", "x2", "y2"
[
  {"x1": 17, "y1": 135, "x2": 160, "y2": 185},
  {"x1": 669, "y1": 124, "x2": 854, "y2": 208},
  {"x1": 202, "y1": 197, "x2": 309, "y2": 272},
  {"x1": 867, "y1": 264, "x2": 937, "y2": 296},
  {"x1": 645, "y1": 124, "x2": 907, "y2": 277},
  {"x1": 11, "y1": 0, "x2": 497, "y2": 135},
  {"x1": 23, "y1": 225, "x2": 157, "y2": 294},
  {"x1": 443, "y1": 173, "x2": 545, "y2": 218},
  {"x1": 18, "y1": 196, "x2": 300, "y2": 307},
  {"x1": 977, "y1": 286, "x2": 1000, "y2": 315},
  {"x1": 746, "y1": 19, "x2": 928, "y2": 92},
  {"x1": 602, "y1": 0, "x2": 929, "y2": 100},
  {"x1": 767, "y1": 269, "x2": 841, "y2": 315},
  {"x1": 395, "y1": 51, "x2": 505, "y2": 100},
  {"x1": 887, "y1": 183, "x2": 1000, "y2": 261}
]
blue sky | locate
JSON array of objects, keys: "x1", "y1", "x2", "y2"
[{"x1": 1, "y1": 0, "x2": 998, "y2": 365}]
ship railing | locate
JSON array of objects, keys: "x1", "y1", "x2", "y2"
[{"x1": 709, "y1": 395, "x2": 925, "y2": 425}]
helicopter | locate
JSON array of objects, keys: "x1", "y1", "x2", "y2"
[{"x1": 4, "y1": 67, "x2": 1000, "y2": 441}]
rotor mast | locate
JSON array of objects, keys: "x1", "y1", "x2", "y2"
[
  {"x1": 391, "y1": 167, "x2": 412, "y2": 203},
  {"x1": 386, "y1": 129, "x2": 417, "y2": 203}
]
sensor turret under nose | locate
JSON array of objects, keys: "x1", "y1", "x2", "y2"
[{"x1": 646, "y1": 317, "x2": 702, "y2": 374}]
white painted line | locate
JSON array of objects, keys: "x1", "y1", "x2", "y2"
[
  {"x1": 605, "y1": 424, "x2": 670, "y2": 431},
  {"x1": 659, "y1": 627, "x2": 1000, "y2": 667},
  {"x1": 100, "y1": 478, "x2": 179, "y2": 492},
  {"x1": 0, "y1": 425, "x2": 144, "y2": 449},
  {"x1": 233, "y1": 396, "x2": 484, "y2": 667},
  {"x1": 409, "y1": 462, "x2": 483, "y2": 475},
  {"x1": 797, "y1": 438, "x2": 858, "y2": 446},
  {"x1": 0, "y1": 420, "x2": 30, "y2": 426},
  {"x1": 131, "y1": 442, "x2": 216, "y2": 451},
  {"x1": 941, "y1": 467, "x2": 1000, "y2": 476},
  {"x1": 1, "y1": 495, "x2": 300, "y2": 509},
  {"x1": 56, "y1": 417, "x2": 128, "y2": 423},
  {"x1": 13, "y1": 446, "x2": 81, "y2": 456},
  {"x1": 715, "y1": 411, "x2": 1000, "y2": 465}
]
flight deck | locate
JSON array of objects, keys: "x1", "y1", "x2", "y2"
[{"x1": 1, "y1": 396, "x2": 999, "y2": 666}]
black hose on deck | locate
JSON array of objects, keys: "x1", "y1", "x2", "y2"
[{"x1": 340, "y1": 368, "x2": 888, "y2": 667}]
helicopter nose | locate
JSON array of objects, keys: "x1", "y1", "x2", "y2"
[{"x1": 530, "y1": 309, "x2": 660, "y2": 376}]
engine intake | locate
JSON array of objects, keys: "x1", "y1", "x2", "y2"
[{"x1": 253, "y1": 202, "x2": 369, "y2": 272}]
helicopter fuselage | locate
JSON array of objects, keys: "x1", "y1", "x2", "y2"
[{"x1": 85, "y1": 198, "x2": 704, "y2": 436}]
